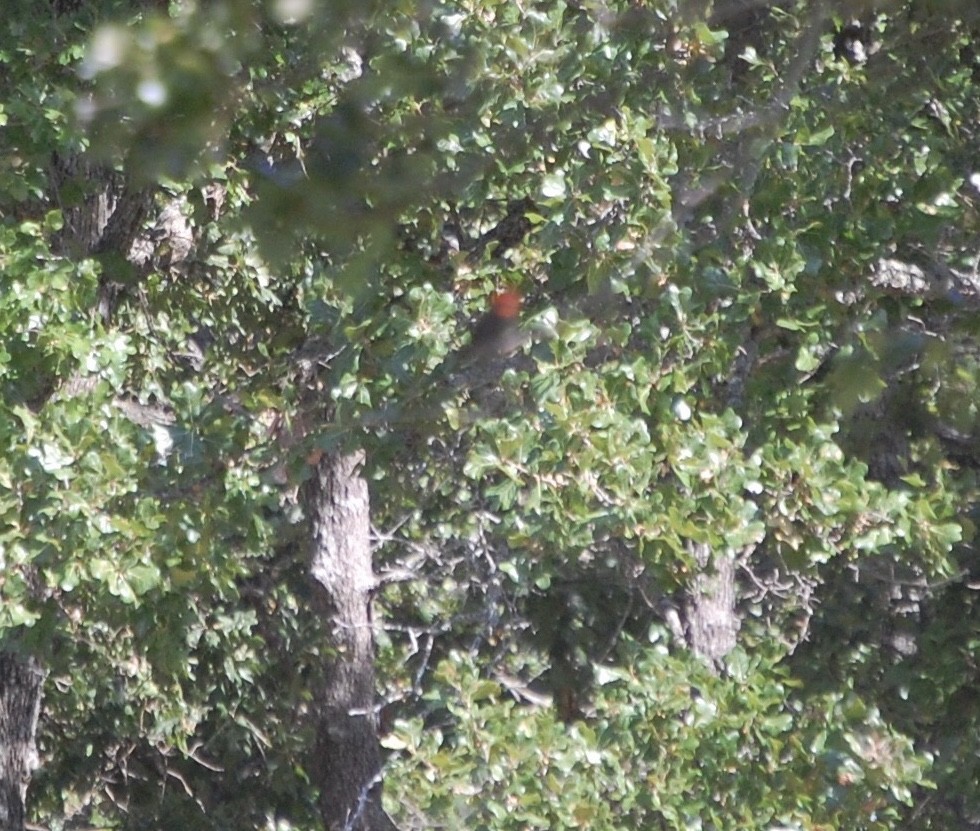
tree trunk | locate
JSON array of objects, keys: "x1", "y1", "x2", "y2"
[
  {"x1": 0, "y1": 654, "x2": 46, "y2": 831},
  {"x1": 0, "y1": 151, "x2": 152, "y2": 827},
  {"x1": 682, "y1": 541, "x2": 739, "y2": 671},
  {"x1": 0, "y1": 151, "x2": 156, "y2": 826},
  {"x1": 303, "y1": 451, "x2": 396, "y2": 831}
]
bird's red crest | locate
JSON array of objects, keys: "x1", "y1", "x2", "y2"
[{"x1": 490, "y1": 289, "x2": 522, "y2": 319}]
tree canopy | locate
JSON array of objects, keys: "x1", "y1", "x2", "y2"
[{"x1": 1, "y1": 1, "x2": 979, "y2": 829}]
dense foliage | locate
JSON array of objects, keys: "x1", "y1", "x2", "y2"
[{"x1": 1, "y1": 0, "x2": 979, "y2": 829}]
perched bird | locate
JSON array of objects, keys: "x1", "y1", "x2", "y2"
[{"x1": 459, "y1": 288, "x2": 525, "y2": 365}]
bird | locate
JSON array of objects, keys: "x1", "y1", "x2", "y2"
[{"x1": 459, "y1": 288, "x2": 525, "y2": 365}]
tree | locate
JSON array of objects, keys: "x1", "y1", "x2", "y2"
[
  {"x1": 304, "y1": 450, "x2": 396, "y2": 831},
  {"x1": 1, "y1": 0, "x2": 979, "y2": 829}
]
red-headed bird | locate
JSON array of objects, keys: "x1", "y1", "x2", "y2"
[{"x1": 461, "y1": 288, "x2": 525, "y2": 364}]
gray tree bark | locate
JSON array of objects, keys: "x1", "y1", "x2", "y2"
[
  {"x1": 0, "y1": 654, "x2": 46, "y2": 831},
  {"x1": 303, "y1": 451, "x2": 397, "y2": 831},
  {"x1": 682, "y1": 541, "x2": 739, "y2": 671}
]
